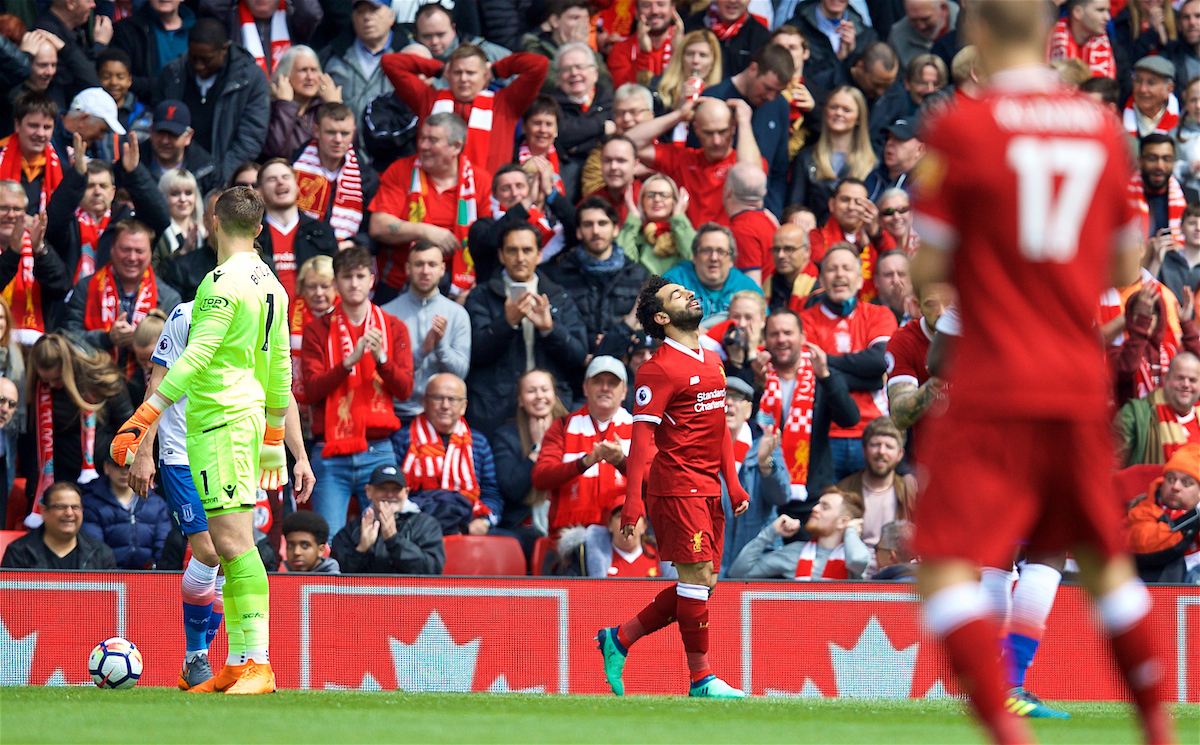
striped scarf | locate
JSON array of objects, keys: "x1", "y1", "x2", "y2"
[
  {"x1": 1, "y1": 229, "x2": 44, "y2": 345},
  {"x1": 82, "y1": 264, "x2": 158, "y2": 378},
  {"x1": 402, "y1": 414, "x2": 488, "y2": 517},
  {"x1": 1124, "y1": 94, "x2": 1180, "y2": 138},
  {"x1": 74, "y1": 207, "x2": 110, "y2": 283},
  {"x1": 759, "y1": 360, "x2": 816, "y2": 488},
  {"x1": 1046, "y1": 17, "x2": 1116, "y2": 79},
  {"x1": 406, "y1": 154, "x2": 479, "y2": 294},
  {"x1": 240, "y1": 0, "x2": 289, "y2": 75},
  {"x1": 1128, "y1": 171, "x2": 1187, "y2": 246},
  {"x1": 293, "y1": 141, "x2": 363, "y2": 240},
  {"x1": 550, "y1": 407, "x2": 633, "y2": 532},
  {"x1": 0, "y1": 136, "x2": 62, "y2": 212},
  {"x1": 431, "y1": 89, "x2": 495, "y2": 186},
  {"x1": 517, "y1": 142, "x2": 564, "y2": 194},
  {"x1": 28, "y1": 380, "x2": 97, "y2": 528},
  {"x1": 794, "y1": 541, "x2": 847, "y2": 580},
  {"x1": 322, "y1": 304, "x2": 400, "y2": 457},
  {"x1": 1150, "y1": 388, "x2": 1200, "y2": 462},
  {"x1": 705, "y1": 3, "x2": 748, "y2": 41}
]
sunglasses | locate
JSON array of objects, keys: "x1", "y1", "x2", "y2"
[{"x1": 880, "y1": 206, "x2": 910, "y2": 217}]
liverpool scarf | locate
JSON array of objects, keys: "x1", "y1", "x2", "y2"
[
  {"x1": 293, "y1": 141, "x2": 364, "y2": 240},
  {"x1": 1046, "y1": 17, "x2": 1116, "y2": 79},
  {"x1": 517, "y1": 142, "x2": 564, "y2": 194},
  {"x1": 705, "y1": 2, "x2": 748, "y2": 41},
  {"x1": 1, "y1": 229, "x2": 44, "y2": 345},
  {"x1": 240, "y1": 0, "x2": 289, "y2": 75},
  {"x1": 322, "y1": 304, "x2": 401, "y2": 456},
  {"x1": 74, "y1": 207, "x2": 110, "y2": 283},
  {"x1": 82, "y1": 263, "x2": 158, "y2": 378},
  {"x1": 0, "y1": 136, "x2": 62, "y2": 211},
  {"x1": 1124, "y1": 94, "x2": 1180, "y2": 138},
  {"x1": 402, "y1": 414, "x2": 489, "y2": 518},
  {"x1": 551, "y1": 407, "x2": 632, "y2": 531},
  {"x1": 1128, "y1": 171, "x2": 1187, "y2": 246},
  {"x1": 794, "y1": 541, "x2": 847, "y2": 580},
  {"x1": 1152, "y1": 387, "x2": 1200, "y2": 461},
  {"x1": 28, "y1": 380, "x2": 97, "y2": 527},
  {"x1": 759, "y1": 360, "x2": 816, "y2": 487},
  {"x1": 406, "y1": 154, "x2": 479, "y2": 294},
  {"x1": 430, "y1": 88, "x2": 495, "y2": 185},
  {"x1": 733, "y1": 420, "x2": 752, "y2": 463}
]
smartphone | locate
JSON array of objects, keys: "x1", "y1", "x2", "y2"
[
  {"x1": 755, "y1": 411, "x2": 775, "y2": 430},
  {"x1": 507, "y1": 282, "x2": 528, "y2": 302}
]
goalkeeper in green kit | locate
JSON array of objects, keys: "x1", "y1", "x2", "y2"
[{"x1": 112, "y1": 186, "x2": 313, "y2": 694}]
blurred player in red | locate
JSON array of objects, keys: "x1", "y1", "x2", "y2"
[
  {"x1": 596, "y1": 274, "x2": 750, "y2": 698},
  {"x1": 909, "y1": 2, "x2": 1176, "y2": 743}
]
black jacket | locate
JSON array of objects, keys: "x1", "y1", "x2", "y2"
[
  {"x1": 331, "y1": 509, "x2": 445, "y2": 574},
  {"x1": 466, "y1": 197, "x2": 578, "y2": 285},
  {"x1": 255, "y1": 213, "x2": 340, "y2": 280},
  {"x1": 553, "y1": 85, "x2": 614, "y2": 162},
  {"x1": 158, "y1": 243, "x2": 216, "y2": 302},
  {"x1": 683, "y1": 9, "x2": 771, "y2": 79},
  {"x1": 479, "y1": 0, "x2": 536, "y2": 52},
  {"x1": 788, "y1": 144, "x2": 841, "y2": 224},
  {"x1": 489, "y1": 420, "x2": 537, "y2": 531},
  {"x1": 148, "y1": 142, "x2": 222, "y2": 199},
  {"x1": 777, "y1": 369, "x2": 860, "y2": 522},
  {"x1": 0, "y1": 525, "x2": 117, "y2": 569},
  {"x1": 45, "y1": 163, "x2": 172, "y2": 279},
  {"x1": 789, "y1": 0, "x2": 878, "y2": 84},
  {"x1": 1158, "y1": 249, "x2": 1200, "y2": 304},
  {"x1": 18, "y1": 381, "x2": 134, "y2": 491},
  {"x1": 0, "y1": 35, "x2": 33, "y2": 138},
  {"x1": 154, "y1": 45, "x2": 271, "y2": 183},
  {"x1": 813, "y1": 57, "x2": 910, "y2": 157},
  {"x1": 110, "y1": 2, "x2": 196, "y2": 102},
  {"x1": 464, "y1": 272, "x2": 589, "y2": 436},
  {"x1": 35, "y1": 10, "x2": 103, "y2": 104},
  {"x1": 541, "y1": 248, "x2": 647, "y2": 352},
  {"x1": 0, "y1": 241, "x2": 72, "y2": 332}
]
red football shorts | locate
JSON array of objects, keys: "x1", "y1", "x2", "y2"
[
  {"x1": 914, "y1": 415, "x2": 1126, "y2": 569},
  {"x1": 646, "y1": 494, "x2": 725, "y2": 569}
]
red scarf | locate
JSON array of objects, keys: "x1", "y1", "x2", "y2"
[
  {"x1": 240, "y1": 0, "x2": 289, "y2": 75},
  {"x1": 759, "y1": 360, "x2": 816, "y2": 487},
  {"x1": 293, "y1": 141, "x2": 364, "y2": 240},
  {"x1": 1, "y1": 229, "x2": 44, "y2": 344},
  {"x1": 815, "y1": 220, "x2": 894, "y2": 301},
  {"x1": 524, "y1": 204, "x2": 558, "y2": 248},
  {"x1": 406, "y1": 154, "x2": 480, "y2": 294},
  {"x1": 29, "y1": 380, "x2": 98, "y2": 525},
  {"x1": 82, "y1": 263, "x2": 158, "y2": 377},
  {"x1": 1139, "y1": 336, "x2": 1178, "y2": 401},
  {"x1": 1046, "y1": 17, "x2": 1116, "y2": 79},
  {"x1": 518, "y1": 142, "x2": 564, "y2": 194},
  {"x1": 705, "y1": 2, "x2": 748, "y2": 41},
  {"x1": 431, "y1": 89, "x2": 495, "y2": 186},
  {"x1": 1129, "y1": 171, "x2": 1187, "y2": 246},
  {"x1": 321, "y1": 304, "x2": 401, "y2": 456},
  {"x1": 549, "y1": 407, "x2": 633, "y2": 532},
  {"x1": 402, "y1": 414, "x2": 488, "y2": 518},
  {"x1": 733, "y1": 421, "x2": 752, "y2": 463},
  {"x1": 74, "y1": 207, "x2": 110, "y2": 283},
  {"x1": 0, "y1": 136, "x2": 62, "y2": 211},
  {"x1": 1124, "y1": 94, "x2": 1181, "y2": 138},
  {"x1": 794, "y1": 541, "x2": 847, "y2": 580}
]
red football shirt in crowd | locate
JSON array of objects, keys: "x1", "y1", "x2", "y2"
[
  {"x1": 266, "y1": 216, "x2": 299, "y2": 298},
  {"x1": 631, "y1": 338, "x2": 729, "y2": 497},
  {"x1": 721, "y1": 208, "x2": 779, "y2": 278},
  {"x1": 652, "y1": 144, "x2": 740, "y2": 226},
  {"x1": 884, "y1": 317, "x2": 943, "y2": 457}
]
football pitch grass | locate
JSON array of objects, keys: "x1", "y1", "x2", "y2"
[{"x1": 1, "y1": 688, "x2": 1197, "y2": 744}]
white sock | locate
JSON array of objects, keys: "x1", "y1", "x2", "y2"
[
  {"x1": 245, "y1": 649, "x2": 269, "y2": 664},
  {"x1": 979, "y1": 566, "x2": 1016, "y2": 626},
  {"x1": 1010, "y1": 563, "x2": 1062, "y2": 636},
  {"x1": 923, "y1": 582, "x2": 987, "y2": 636},
  {"x1": 181, "y1": 556, "x2": 218, "y2": 601},
  {"x1": 1098, "y1": 578, "x2": 1151, "y2": 635},
  {"x1": 226, "y1": 652, "x2": 247, "y2": 666},
  {"x1": 675, "y1": 583, "x2": 710, "y2": 601}
]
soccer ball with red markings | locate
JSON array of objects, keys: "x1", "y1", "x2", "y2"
[{"x1": 88, "y1": 637, "x2": 143, "y2": 689}]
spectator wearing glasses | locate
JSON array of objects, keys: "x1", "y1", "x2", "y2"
[
  {"x1": 581, "y1": 84, "x2": 655, "y2": 200},
  {"x1": 876, "y1": 188, "x2": 918, "y2": 257},
  {"x1": 865, "y1": 118, "x2": 923, "y2": 201},
  {"x1": 663, "y1": 223, "x2": 762, "y2": 324},
  {"x1": 1, "y1": 482, "x2": 116, "y2": 569},
  {"x1": 764, "y1": 222, "x2": 819, "y2": 313},
  {"x1": 616, "y1": 172, "x2": 695, "y2": 276}
]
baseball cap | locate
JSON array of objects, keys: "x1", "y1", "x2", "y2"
[
  {"x1": 585, "y1": 355, "x2": 628, "y2": 384},
  {"x1": 1134, "y1": 56, "x2": 1176, "y2": 80},
  {"x1": 726, "y1": 376, "x2": 755, "y2": 401},
  {"x1": 885, "y1": 117, "x2": 917, "y2": 141},
  {"x1": 368, "y1": 463, "x2": 406, "y2": 488},
  {"x1": 152, "y1": 99, "x2": 192, "y2": 135},
  {"x1": 69, "y1": 88, "x2": 126, "y2": 136},
  {"x1": 631, "y1": 334, "x2": 660, "y2": 352}
]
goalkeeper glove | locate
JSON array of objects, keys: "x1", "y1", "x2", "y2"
[
  {"x1": 259, "y1": 414, "x2": 288, "y2": 491},
  {"x1": 111, "y1": 397, "x2": 165, "y2": 466}
]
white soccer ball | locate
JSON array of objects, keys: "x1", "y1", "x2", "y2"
[{"x1": 88, "y1": 637, "x2": 143, "y2": 689}]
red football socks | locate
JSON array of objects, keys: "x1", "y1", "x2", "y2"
[
  {"x1": 618, "y1": 584, "x2": 678, "y2": 649},
  {"x1": 1099, "y1": 581, "x2": 1174, "y2": 745},
  {"x1": 676, "y1": 584, "x2": 711, "y2": 683},
  {"x1": 941, "y1": 618, "x2": 1030, "y2": 744}
]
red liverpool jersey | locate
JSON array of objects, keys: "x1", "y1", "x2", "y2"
[
  {"x1": 884, "y1": 317, "x2": 945, "y2": 457},
  {"x1": 632, "y1": 337, "x2": 728, "y2": 497},
  {"x1": 912, "y1": 67, "x2": 1140, "y2": 418}
]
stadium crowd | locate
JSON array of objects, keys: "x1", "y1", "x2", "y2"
[{"x1": 0, "y1": 0, "x2": 1196, "y2": 585}]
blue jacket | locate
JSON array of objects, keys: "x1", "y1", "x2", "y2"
[
  {"x1": 390, "y1": 424, "x2": 505, "y2": 524},
  {"x1": 720, "y1": 437, "x2": 790, "y2": 578},
  {"x1": 81, "y1": 476, "x2": 172, "y2": 570},
  {"x1": 662, "y1": 262, "x2": 762, "y2": 323}
]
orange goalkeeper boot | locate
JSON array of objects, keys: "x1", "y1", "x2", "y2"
[
  {"x1": 187, "y1": 663, "x2": 246, "y2": 693},
  {"x1": 224, "y1": 660, "x2": 276, "y2": 694}
]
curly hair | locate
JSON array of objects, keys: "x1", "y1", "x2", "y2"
[{"x1": 635, "y1": 275, "x2": 669, "y2": 341}]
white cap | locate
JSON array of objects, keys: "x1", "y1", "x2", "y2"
[
  {"x1": 585, "y1": 355, "x2": 627, "y2": 384},
  {"x1": 69, "y1": 88, "x2": 127, "y2": 136}
]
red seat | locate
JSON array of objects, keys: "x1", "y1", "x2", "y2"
[
  {"x1": 0, "y1": 529, "x2": 27, "y2": 565},
  {"x1": 6, "y1": 477, "x2": 27, "y2": 531},
  {"x1": 530, "y1": 536, "x2": 554, "y2": 576},
  {"x1": 1114, "y1": 464, "x2": 1163, "y2": 504},
  {"x1": 442, "y1": 535, "x2": 527, "y2": 576}
]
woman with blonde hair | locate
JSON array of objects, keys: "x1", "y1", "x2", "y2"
[
  {"x1": 152, "y1": 170, "x2": 206, "y2": 274},
  {"x1": 264, "y1": 45, "x2": 343, "y2": 158},
  {"x1": 491, "y1": 369, "x2": 571, "y2": 541},
  {"x1": 616, "y1": 173, "x2": 695, "y2": 274},
  {"x1": 21, "y1": 334, "x2": 130, "y2": 527},
  {"x1": 788, "y1": 86, "x2": 876, "y2": 224},
  {"x1": 656, "y1": 29, "x2": 722, "y2": 116}
]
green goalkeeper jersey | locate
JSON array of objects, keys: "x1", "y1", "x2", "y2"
[{"x1": 156, "y1": 250, "x2": 291, "y2": 431}]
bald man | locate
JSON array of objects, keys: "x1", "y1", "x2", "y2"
[
  {"x1": 720, "y1": 162, "x2": 779, "y2": 286},
  {"x1": 765, "y1": 223, "x2": 818, "y2": 312},
  {"x1": 626, "y1": 97, "x2": 764, "y2": 225}
]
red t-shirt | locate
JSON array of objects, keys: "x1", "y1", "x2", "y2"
[
  {"x1": 608, "y1": 546, "x2": 661, "y2": 577},
  {"x1": 885, "y1": 317, "x2": 945, "y2": 458},
  {"x1": 607, "y1": 36, "x2": 671, "y2": 89},
  {"x1": 632, "y1": 338, "x2": 728, "y2": 497},
  {"x1": 368, "y1": 154, "x2": 493, "y2": 290},
  {"x1": 912, "y1": 67, "x2": 1139, "y2": 418},
  {"x1": 267, "y1": 216, "x2": 299, "y2": 298},
  {"x1": 652, "y1": 144, "x2": 740, "y2": 226},
  {"x1": 722, "y1": 208, "x2": 779, "y2": 277},
  {"x1": 800, "y1": 301, "x2": 898, "y2": 438}
]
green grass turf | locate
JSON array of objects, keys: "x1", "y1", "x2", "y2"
[{"x1": 0, "y1": 687, "x2": 1196, "y2": 744}]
